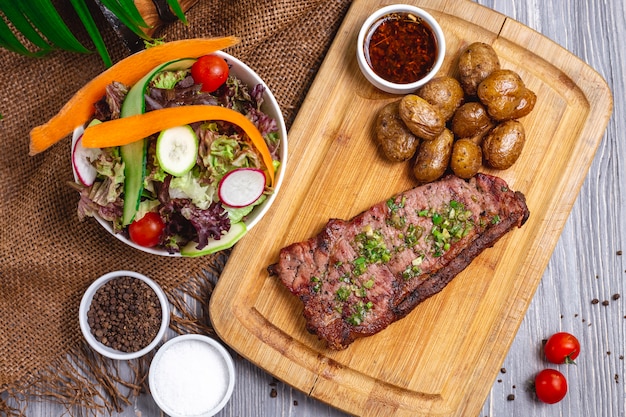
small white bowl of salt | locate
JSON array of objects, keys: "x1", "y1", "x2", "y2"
[{"x1": 149, "y1": 334, "x2": 235, "y2": 417}]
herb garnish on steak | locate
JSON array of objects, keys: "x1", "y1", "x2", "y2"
[{"x1": 267, "y1": 174, "x2": 530, "y2": 350}]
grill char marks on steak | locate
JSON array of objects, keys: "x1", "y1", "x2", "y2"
[{"x1": 267, "y1": 174, "x2": 530, "y2": 350}]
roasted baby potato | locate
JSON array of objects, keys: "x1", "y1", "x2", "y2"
[
  {"x1": 417, "y1": 76, "x2": 465, "y2": 121},
  {"x1": 450, "y1": 138, "x2": 482, "y2": 179},
  {"x1": 457, "y1": 42, "x2": 500, "y2": 96},
  {"x1": 399, "y1": 94, "x2": 445, "y2": 141},
  {"x1": 375, "y1": 100, "x2": 419, "y2": 162},
  {"x1": 413, "y1": 128, "x2": 454, "y2": 183},
  {"x1": 477, "y1": 69, "x2": 537, "y2": 121},
  {"x1": 450, "y1": 102, "x2": 494, "y2": 144},
  {"x1": 482, "y1": 119, "x2": 525, "y2": 169}
]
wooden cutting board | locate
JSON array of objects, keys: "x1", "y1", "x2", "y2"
[{"x1": 210, "y1": 1, "x2": 613, "y2": 416}]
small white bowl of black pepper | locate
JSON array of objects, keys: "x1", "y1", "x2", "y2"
[{"x1": 79, "y1": 270, "x2": 170, "y2": 360}]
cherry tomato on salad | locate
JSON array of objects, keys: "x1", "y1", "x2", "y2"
[
  {"x1": 128, "y1": 212, "x2": 165, "y2": 247},
  {"x1": 534, "y1": 369, "x2": 568, "y2": 404},
  {"x1": 191, "y1": 54, "x2": 229, "y2": 92},
  {"x1": 544, "y1": 332, "x2": 580, "y2": 364}
]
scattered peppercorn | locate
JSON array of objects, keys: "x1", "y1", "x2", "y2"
[
  {"x1": 293, "y1": 400, "x2": 299, "y2": 406},
  {"x1": 87, "y1": 276, "x2": 162, "y2": 353},
  {"x1": 270, "y1": 388, "x2": 278, "y2": 398},
  {"x1": 617, "y1": 250, "x2": 622, "y2": 256},
  {"x1": 500, "y1": 368, "x2": 507, "y2": 374},
  {"x1": 592, "y1": 298, "x2": 599, "y2": 304},
  {"x1": 507, "y1": 394, "x2": 515, "y2": 401},
  {"x1": 602, "y1": 300, "x2": 610, "y2": 306},
  {"x1": 613, "y1": 293, "x2": 620, "y2": 301}
]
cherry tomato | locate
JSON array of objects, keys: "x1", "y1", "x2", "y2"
[
  {"x1": 534, "y1": 369, "x2": 567, "y2": 404},
  {"x1": 544, "y1": 332, "x2": 580, "y2": 364},
  {"x1": 128, "y1": 212, "x2": 165, "y2": 247},
  {"x1": 191, "y1": 54, "x2": 229, "y2": 92}
]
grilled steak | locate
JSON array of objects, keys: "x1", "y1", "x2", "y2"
[{"x1": 267, "y1": 174, "x2": 530, "y2": 350}]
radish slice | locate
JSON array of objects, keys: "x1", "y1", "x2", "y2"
[
  {"x1": 218, "y1": 168, "x2": 266, "y2": 208},
  {"x1": 72, "y1": 133, "x2": 102, "y2": 186}
]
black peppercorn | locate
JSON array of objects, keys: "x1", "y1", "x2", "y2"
[{"x1": 87, "y1": 276, "x2": 162, "y2": 353}]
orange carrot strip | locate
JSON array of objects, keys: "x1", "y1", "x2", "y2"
[
  {"x1": 81, "y1": 105, "x2": 276, "y2": 186},
  {"x1": 29, "y1": 36, "x2": 240, "y2": 156}
]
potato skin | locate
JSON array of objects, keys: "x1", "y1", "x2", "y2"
[
  {"x1": 417, "y1": 76, "x2": 464, "y2": 121},
  {"x1": 399, "y1": 94, "x2": 445, "y2": 141},
  {"x1": 477, "y1": 69, "x2": 537, "y2": 121},
  {"x1": 413, "y1": 128, "x2": 454, "y2": 183},
  {"x1": 458, "y1": 42, "x2": 501, "y2": 96},
  {"x1": 375, "y1": 101, "x2": 419, "y2": 162},
  {"x1": 450, "y1": 102, "x2": 494, "y2": 143},
  {"x1": 450, "y1": 139, "x2": 482, "y2": 179},
  {"x1": 482, "y1": 119, "x2": 526, "y2": 169}
]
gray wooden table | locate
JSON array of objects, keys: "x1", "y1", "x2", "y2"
[{"x1": 27, "y1": 0, "x2": 625, "y2": 416}]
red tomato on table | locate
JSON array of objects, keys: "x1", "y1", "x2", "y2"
[
  {"x1": 534, "y1": 369, "x2": 568, "y2": 404},
  {"x1": 191, "y1": 54, "x2": 229, "y2": 92},
  {"x1": 544, "y1": 332, "x2": 580, "y2": 364},
  {"x1": 128, "y1": 212, "x2": 165, "y2": 247}
]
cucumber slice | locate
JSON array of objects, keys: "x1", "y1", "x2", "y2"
[
  {"x1": 156, "y1": 125, "x2": 199, "y2": 177},
  {"x1": 180, "y1": 221, "x2": 247, "y2": 257},
  {"x1": 120, "y1": 139, "x2": 148, "y2": 225},
  {"x1": 119, "y1": 58, "x2": 197, "y2": 225}
]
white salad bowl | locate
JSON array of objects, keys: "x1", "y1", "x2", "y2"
[{"x1": 71, "y1": 51, "x2": 288, "y2": 256}]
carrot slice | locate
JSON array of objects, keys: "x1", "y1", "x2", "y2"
[
  {"x1": 81, "y1": 105, "x2": 276, "y2": 186},
  {"x1": 28, "y1": 36, "x2": 240, "y2": 156}
]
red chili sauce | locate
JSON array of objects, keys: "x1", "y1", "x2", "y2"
[{"x1": 364, "y1": 12, "x2": 438, "y2": 84}]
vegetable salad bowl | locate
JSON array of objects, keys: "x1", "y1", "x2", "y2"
[{"x1": 70, "y1": 50, "x2": 288, "y2": 256}]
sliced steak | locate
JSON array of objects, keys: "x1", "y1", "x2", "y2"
[{"x1": 267, "y1": 174, "x2": 530, "y2": 350}]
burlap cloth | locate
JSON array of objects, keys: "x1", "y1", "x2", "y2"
[{"x1": 0, "y1": 0, "x2": 351, "y2": 414}]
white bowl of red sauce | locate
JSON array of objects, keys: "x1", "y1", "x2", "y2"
[{"x1": 357, "y1": 4, "x2": 446, "y2": 94}]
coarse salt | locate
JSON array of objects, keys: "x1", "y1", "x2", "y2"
[{"x1": 151, "y1": 338, "x2": 230, "y2": 416}]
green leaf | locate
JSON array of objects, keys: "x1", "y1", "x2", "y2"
[
  {"x1": 0, "y1": 0, "x2": 187, "y2": 66},
  {"x1": 14, "y1": 0, "x2": 91, "y2": 53},
  {"x1": 166, "y1": 0, "x2": 188, "y2": 24},
  {"x1": 0, "y1": 2, "x2": 51, "y2": 52},
  {"x1": 98, "y1": 0, "x2": 152, "y2": 39},
  {"x1": 0, "y1": 16, "x2": 44, "y2": 56},
  {"x1": 69, "y1": 0, "x2": 112, "y2": 67},
  {"x1": 113, "y1": 0, "x2": 151, "y2": 28}
]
